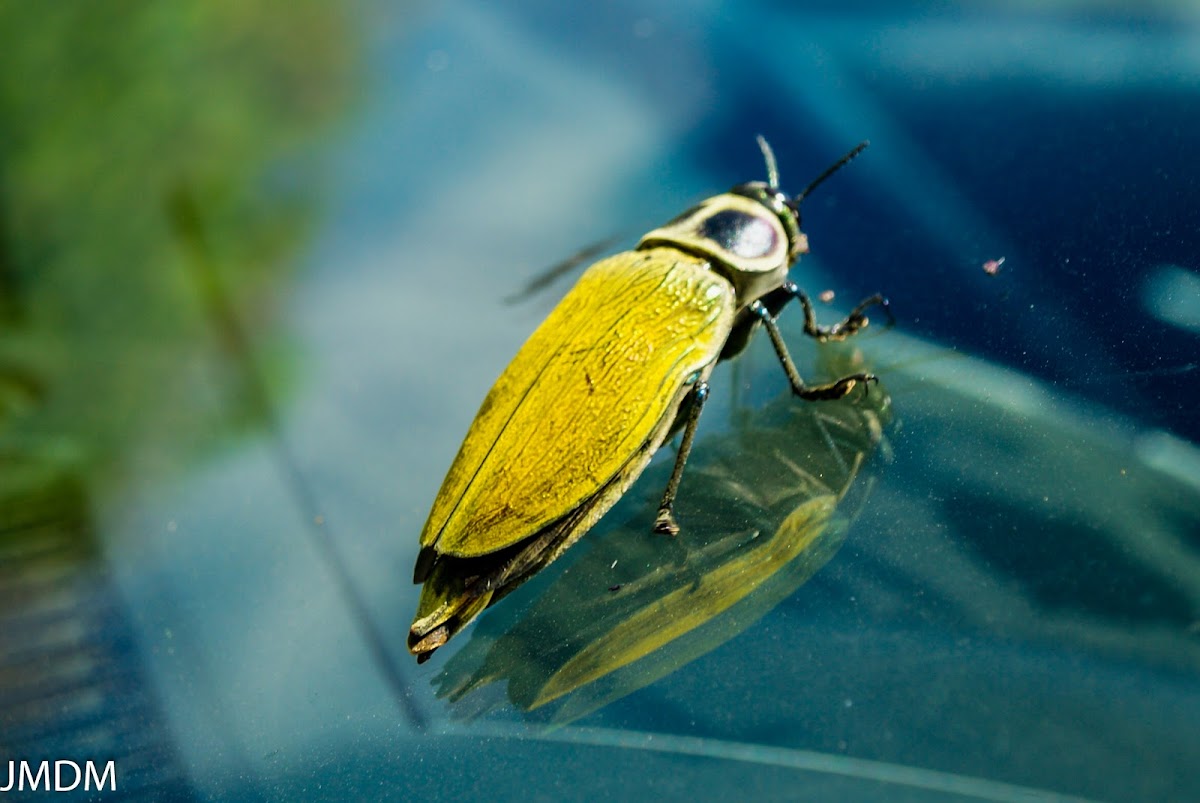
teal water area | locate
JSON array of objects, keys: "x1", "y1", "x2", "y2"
[{"x1": 2, "y1": 2, "x2": 1198, "y2": 801}]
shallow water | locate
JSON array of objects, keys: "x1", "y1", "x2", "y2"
[{"x1": 2, "y1": 2, "x2": 1198, "y2": 801}]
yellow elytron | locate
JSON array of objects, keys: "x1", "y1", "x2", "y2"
[{"x1": 409, "y1": 138, "x2": 888, "y2": 662}]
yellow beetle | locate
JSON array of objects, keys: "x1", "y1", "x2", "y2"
[{"x1": 409, "y1": 138, "x2": 888, "y2": 662}]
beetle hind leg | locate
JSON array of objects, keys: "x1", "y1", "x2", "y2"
[{"x1": 654, "y1": 382, "x2": 710, "y2": 536}]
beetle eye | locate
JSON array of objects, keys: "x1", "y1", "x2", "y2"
[{"x1": 700, "y1": 209, "x2": 777, "y2": 260}]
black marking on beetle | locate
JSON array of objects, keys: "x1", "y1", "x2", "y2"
[{"x1": 700, "y1": 209, "x2": 777, "y2": 259}]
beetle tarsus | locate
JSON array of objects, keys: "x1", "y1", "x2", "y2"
[
  {"x1": 791, "y1": 286, "x2": 890, "y2": 342},
  {"x1": 795, "y1": 372, "x2": 877, "y2": 401},
  {"x1": 654, "y1": 508, "x2": 681, "y2": 536}
]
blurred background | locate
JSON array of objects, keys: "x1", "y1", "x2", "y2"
[{"x1": 1, "y1": 1, "x2": 1198, "y2": 800}]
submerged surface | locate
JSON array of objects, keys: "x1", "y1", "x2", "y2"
[{"x1": 2, "y1": 2, "x2": 1198, "y2": 801}]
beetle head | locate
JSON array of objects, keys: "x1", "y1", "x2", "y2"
[
  {"x1": 733, "y1": 136, "x2": 870, "y2": 262},
  {"x1": 636, "y1": 138, "x2": 868, "y2": 308}
]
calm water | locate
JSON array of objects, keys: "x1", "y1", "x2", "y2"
[{"x1": 2, "y1": 2, "x2": 1198, "y2": 801}]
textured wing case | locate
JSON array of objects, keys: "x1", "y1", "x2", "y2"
[{"x1": 421, "y1": 249, "x2": 736, "y2": 557}]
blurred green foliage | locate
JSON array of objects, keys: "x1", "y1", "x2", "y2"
[{"x1": 0, "y1": 0, "x2": 354, "y2": 497}]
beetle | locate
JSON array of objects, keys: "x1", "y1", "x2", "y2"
[{"x1": 408, "y1": 137, "x2": 889, "y2": 662}]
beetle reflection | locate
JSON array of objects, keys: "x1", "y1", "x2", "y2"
[{"x1": 433, "y1": 348, "x2": 892, "y2": 723}]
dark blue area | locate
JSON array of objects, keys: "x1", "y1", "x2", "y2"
[{"x1": 691, "y1": 75, "x2": 1200, "y2": 441}]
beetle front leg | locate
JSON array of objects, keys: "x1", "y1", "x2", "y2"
[
  {"x1": 653, "y1": 382, "x2": 709, "y2": 536},
  {"x1": 785, "y1": 282, "x2": 892, "y2": 342},
  {"x1": 751, "y1": 301, "x2": 877, "y2": 401}
]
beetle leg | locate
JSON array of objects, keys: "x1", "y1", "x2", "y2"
[
  {"x1": 751, "y1": 301, "x2": 877, "y2": 401},
  {"x1": 653, "y1": 382, "x2": 710, "y2": 536},
  {"x1": 784, "y1": 282, "x2": 892, "y2": 342}
]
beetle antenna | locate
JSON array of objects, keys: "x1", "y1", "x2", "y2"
[
  {"x1": 755, "y1": 135, "x2": 780, "y2": 190},
  {"x1": 793, "y1": 140, "x2": 869, "y2": 205}
]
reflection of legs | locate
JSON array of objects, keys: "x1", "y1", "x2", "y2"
[
  {"x1": 654, "y1": 382, "x2": 709, "y2": 536},
  {"x1": 751, "y1": 300, "x2": 876, "y2": 401}
]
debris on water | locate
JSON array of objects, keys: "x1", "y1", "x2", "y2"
[{"x1": 982, "y1": 256, "x2": 1006, "y2": 276}]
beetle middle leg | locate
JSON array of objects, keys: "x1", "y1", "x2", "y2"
[
  {"x1": 653, "y1": 381, "x2": 710, "y2": 536},
  {"x1": 750, "y1": 300, "x2": 877, "y2": 401}
]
